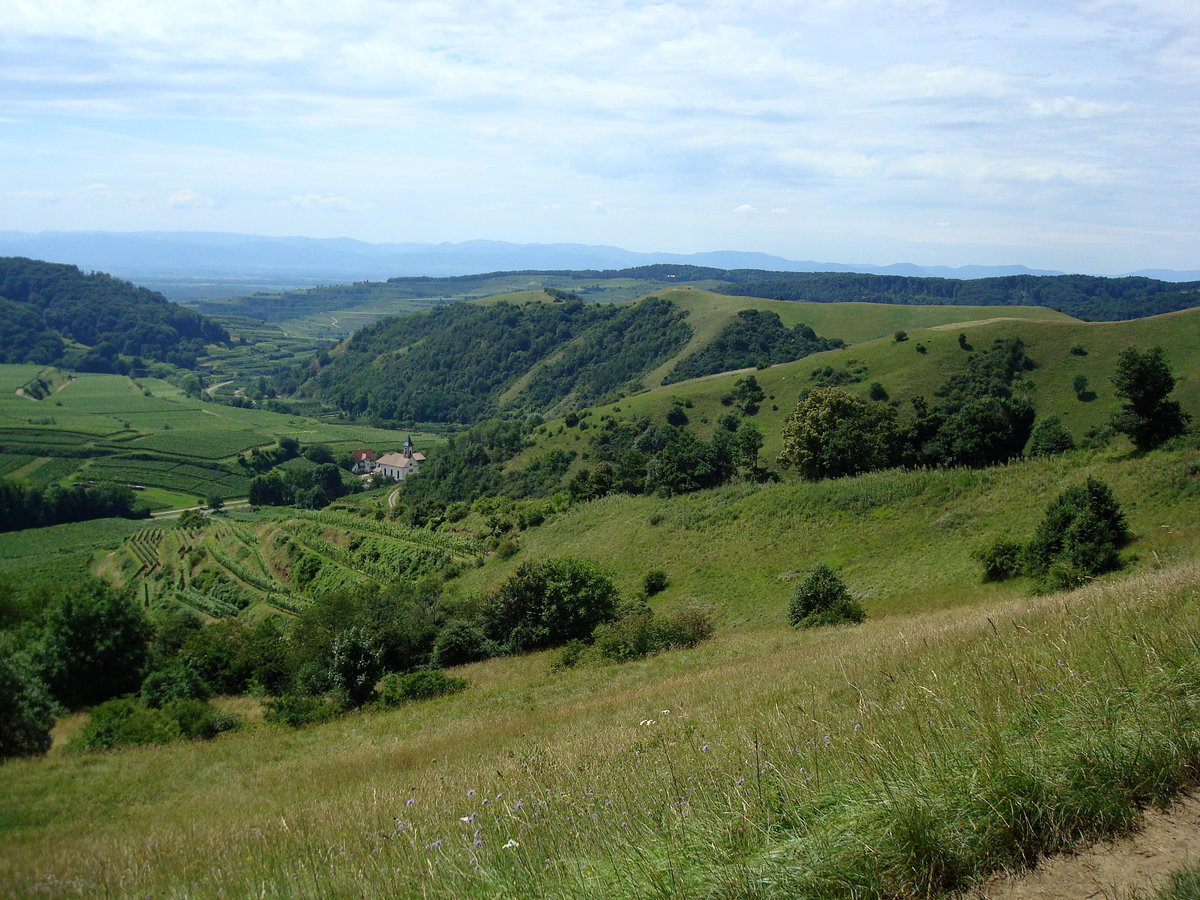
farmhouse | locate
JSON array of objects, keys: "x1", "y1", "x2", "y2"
[
  {"x1": 375, "y1": 436, "x2": 425, "y2": 481},
  {"x1": 350, "y1": 449, "x2": 377, "y2": 474}
]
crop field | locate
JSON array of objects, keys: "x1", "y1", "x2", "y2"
[{"x1": 83, "y1": 457, "x2": 251, "y2": 498}]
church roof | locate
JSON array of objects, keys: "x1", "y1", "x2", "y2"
[{"x1": 377, "y1": 452, "x2": 421, "y2": 467}]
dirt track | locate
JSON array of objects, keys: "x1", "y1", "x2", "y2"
[{"x1": 974, "y1": 794, "x2": 1200, "y2": 899}]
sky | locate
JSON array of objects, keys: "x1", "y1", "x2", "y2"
[{"x1": 2, "y1": 0, "x2": 1198, "y2": 274}]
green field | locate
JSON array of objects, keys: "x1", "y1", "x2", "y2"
[
  {"x1": 2, "y1": 296, "x2": 1199, "y2": 898},
  {"x1": 0, "y1": 367, "x2": 445, "y2": 509}
]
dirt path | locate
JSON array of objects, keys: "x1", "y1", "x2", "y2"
[
  {"x1": 387, "y1": 486, "x2": 402, "y2": 508},
  {"x1": 973, "y1": 794, "x2": 1200, "y2": 899}
]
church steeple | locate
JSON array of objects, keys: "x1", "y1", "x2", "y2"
[{"x1": 403, "y1": 434, "x2": 413, "y2": 459}]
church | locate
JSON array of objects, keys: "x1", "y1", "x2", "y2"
[{"x1": 374, "y1": 435, "x2": 426, "y2": 481}]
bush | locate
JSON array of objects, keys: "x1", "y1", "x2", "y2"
[
  {"x1": 1028, "y1": 416, "x2": 1076, "y2": 457},
  {"x1": 161, "y1": 699, "x2": 240, "y2": 740},
  {"x1": 591, "y1": 605, "x2": 714, "y2": 662},
  {"x1": 642, "y1": 569, "x2": 669, "y2": 596},
  {"x1": 263, "y1": 693, "x2": 345, "y2": 728},
  {"x1": 375, "y1": 670, "x2": 467, "y2": 707},
  {"x1": 0, "y1": 641, "x2": 57, "y2": 760},
  {"x1": 71, "y1": 698, "x2": 181, "y2": 750},
  {"x1": 788, "y1": 565, "x2": 866, "y2": 628},
  {"x1": 431, "y1": 620, "x2": 496, "y2": 668},
  {"x1": 140, "y1": 663, "x2": 212, "y2": 708},
  {"x1": 973, "y1": 539, "x2": 1025, "y2": 582},
  {"x1": 1025, "y1": 477, "x2": 1130, "y2": 590}
]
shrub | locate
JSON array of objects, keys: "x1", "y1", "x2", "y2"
[
  {"x1": 71, "y1": 698, "x2": 182, "y2": 750},
  {"x1": 1025, "y1": 477, "x2": 1130, "y2": 590},
  {"x1": 161, "y1": 699, "x2": 240, "y2": 740},
  {"x1": 642, "y1": 569, "x2": 669, "y2": 596},
  {"x1": 0, "y1": 641, "x2": 57, "y2": 760},
  {"x1": 1028, "y1": 416, "x2": 1076, "y2": 457},
  {"x1": 264, "y1": 693, "x2": 345, "y2": 728},
  {"x1": 788, "y1": 565, "x2": 866, "y2": 628},
  {"x1": 973, "y1": 539, "x2": 1025, "y2": 582},
  {"x1": 140, "y1": 663, "x2": 211, "y2": 708},
  {"x1": 376, "y1": 670, "x2": 466, "y2": 707},
  {"x1": 591, "y1": 605, "x2": 714, "y2": 662},
  {"x1": 431, "y1": 620, "x2": 495, "y2": 668}
]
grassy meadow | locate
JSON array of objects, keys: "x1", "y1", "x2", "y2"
[{"x1": 2, "y1": 439, "x2": 1200, "y2": 897}]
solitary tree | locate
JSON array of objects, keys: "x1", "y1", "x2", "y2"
[
  {"x1": 777, "y1": 387, "x2": 900, "y2": 480},
  {"x1": 1110, "y1": 346, "x2": 1190, "y2": 450},
  {"x1": 37, "y1": 581, "x2": 150, "y2": 709}
]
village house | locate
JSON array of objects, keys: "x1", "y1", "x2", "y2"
[
  {"x1": 350, "y1": 449, "x2": 377, "y2": 474},
  {"x1": 374, "y1": 435, "x2": 425, "y2": 481}
]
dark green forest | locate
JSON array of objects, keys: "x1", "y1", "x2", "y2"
[
  {"x1": 286, "y1": 298, "x2": 693, "y2": 423},
  {"x1": 0, "y1": 258, "x2": 229, "y2": 371},
  {"x1": 662, "y1": 308, "x2": 843, "y2": 384}
]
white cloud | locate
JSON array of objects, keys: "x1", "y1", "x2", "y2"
[
  {"x1": 166, "y1": 189, "x2": 213, "y2": 208},
  {"x1": 289, "y1": 193, "x2": 372, "y2": 212}
]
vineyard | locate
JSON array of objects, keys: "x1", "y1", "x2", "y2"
[
  {"x1": 0, "y1": 366, "x2": 446, "y2": 509},
  {"x1": 98, "y1": 508, "x2": 481, "y2": 619}
]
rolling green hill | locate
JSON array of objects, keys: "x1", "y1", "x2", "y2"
[
  {"x1": 504, "y1": 301, "x2": 1199, "y2": 475},
  {"x1": 191, "y1": 265, "x2": 1200, "y2": 343},
  {"x1": 287, "y1": 288, "x2": 1073, "y2": 424}
]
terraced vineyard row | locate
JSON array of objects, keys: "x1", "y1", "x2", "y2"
[
  {"x1": 289, "y1": 508, "x2": 480, "y2": 557},
  {"x1": 284, "y1": 521, "x2": 449, "y2": 583}
]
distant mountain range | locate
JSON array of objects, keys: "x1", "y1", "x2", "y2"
[{"x1": 2, "y1": 231, "x2": 1196, "y2": 302}]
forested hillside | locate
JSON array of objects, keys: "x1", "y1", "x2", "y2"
[
  {"x1": 0, "y1": 258, "x2": 228, "y2": 371},
  {"x1": 286, "y1": 297, "x2": 696, "y2": 422}
]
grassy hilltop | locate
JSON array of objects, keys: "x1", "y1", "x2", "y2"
[{"x1": 1, "y1": 286, "x2": 1199, "y2": 898}]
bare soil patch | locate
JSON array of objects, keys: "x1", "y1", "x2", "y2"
[{"x1": 974, "y1": 794, "x2": 1200, "y2": 900}]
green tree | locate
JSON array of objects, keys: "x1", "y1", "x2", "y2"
[
  {"x1": 1028, "y1": 416, "x2": 1076, "y2": 457},
  {"x1": 777, "y1": 387, "x2": 900, "y2": 480},
  {"x1": 37, "y1": 581, "x2": 150, "y2": 709},
  {"x1": 788, "y1": 565, "x2": 866, "y2": 628},
  {"x1": 483, "y1": 558, "x2": 619, "y2": 653},
  {"x1": 732, "y1": 421, "x2": 764, "y2": 474},
  {"x1": 0, "y1": 638, "x2": 57, "y2": 759},
  {"x1": 1072, "y1": 374, "x2": 1089, "y2": 398},
  {"x1": 1109, "y1": 346, "x2": 1190, "y2": 450}
]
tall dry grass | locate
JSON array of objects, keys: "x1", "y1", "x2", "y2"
[{"x1": 4, "y1": 563, "x2": 1200, "y2": 898}]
